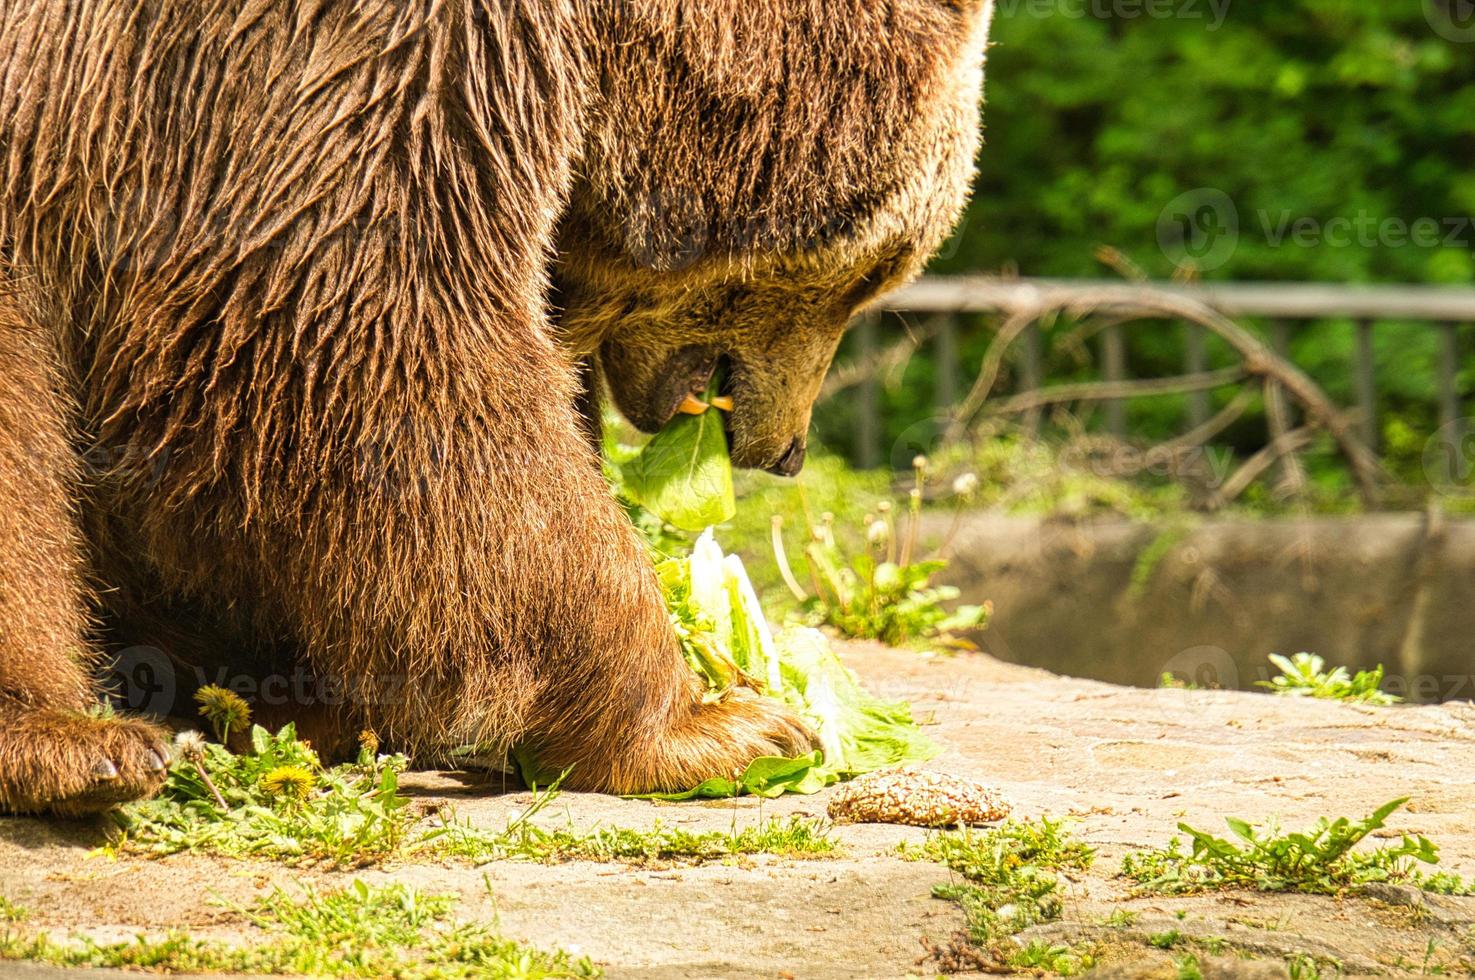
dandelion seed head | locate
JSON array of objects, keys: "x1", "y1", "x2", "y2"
[{"x1": 174, "y1": 730, "x2": 207, "y2": 761}]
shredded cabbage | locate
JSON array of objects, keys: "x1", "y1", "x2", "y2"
[{"x1": 650, "y1": 530, "x2": 938, "y2": 798}]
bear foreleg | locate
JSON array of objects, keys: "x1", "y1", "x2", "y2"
[{"x1": 0, "y1": 294, "x2": 169, "y2": 816}]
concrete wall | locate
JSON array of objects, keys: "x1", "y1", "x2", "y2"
[{"x1": 937, "y1": 512, "x2": 1475, "y2": 702}]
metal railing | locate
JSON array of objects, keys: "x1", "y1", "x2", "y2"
[{"x1": 846, "y1": 277, "x2": 1475, "y2": 471}]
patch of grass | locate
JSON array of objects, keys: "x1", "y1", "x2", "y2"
[
  {"x1": 115, "y1": 724, "x2": 836, "y2": 868},
  {"x1": 901, "y1": 817, "x2": 1094, "y2": 956},
  {"x1": 1405, "y1": 934, "x2": 1475, "y2": 975},
  {"x1": 1416, "y1": 871, "x2": 1475, "y2": 895},
  {"x1": 1007, "y1": 939, "x2": 1099, "y2": 975},
  {"x1": 902, "y1": 815, "x2": 1094, "y2": 882},
  {"x1": 1148, "y1": 929, "x2": 1186, "y2": 949},
  {"x1": 1286, "y1": 952, "x2": 1344, "y2": 980},
  {"x1": 1121, "y1": 798, "x2": 1470, "y2": 896},
  {"x1": 1159, "y1": 671, "x2": 1206, "y2": 691},
  {"x1": 1198, "y1": 936, "x2": 1231, "y2": 956},
  {"x1": 0, "y1": 898, "x2": 26, "y2": 923},
  {"x1": 1174, "y1": 953, "x2": 1205, "y2": 980},
  {"x1": 769, "y1": 455, "x2": 989, "y2": 647},
  {"x1": 1099, "y1": 908, "x2": 1140, "y2": 928},
  {"x1": 111, "y1": 724, "x2": 412, "y2": 866},
  {"x1": 428, "y1": 790, "x2": 834, "y2": 865},
  {"x1": 0, "y1": 880, "x2": 595, "y2": 978},
  {"x1": 1257, "y1": 653, "x2": 1401, "y2": 705}
]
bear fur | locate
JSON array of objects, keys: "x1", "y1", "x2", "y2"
[{"x1": 0, "y1": 0, "x2": 992, "y2": 814}]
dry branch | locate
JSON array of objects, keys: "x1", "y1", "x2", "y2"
[
  {"x1": 819, "y1": 319, "x2": 942, "y2": 399},
  {"x1": 983, "y1": 366, "x2": 1245, "y2": 417},
  {"x1": 1209, "y1": 426, "x2": 1316, "y2": 509},
  {"x1": 944, "y1": 286, "x2": 1384, "y2": 505},
  {"x1": 1263, "y1": 378, "x2": 1308, "y2": 502},
  {"x1": 1161, "y1": 388, "x2": 1257, "y2": 453}
]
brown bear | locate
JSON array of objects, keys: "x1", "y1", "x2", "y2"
[{"x1": 0, "y1": 0, "x2": 993, "y2": 815}]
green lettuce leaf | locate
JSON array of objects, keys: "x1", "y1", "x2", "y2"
[
  {"x1": 641, "y1": 752, "x2": 834, "y2": 801},
  {"x1": 617, "y1": 385, "x2": 735, "y2": 532},
  {"x1": 511, "y1": 534, "x2": 937, "y2": 796},
  {"x1": 643, "y1": 530, "x2": 939, "y2": 795}
]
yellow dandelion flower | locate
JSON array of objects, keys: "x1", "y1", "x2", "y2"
[
  {"x1": 194, "y1": 685, "x2": 251, "y2": 744},
  {"x1": 261, "y1": 765, "x2": 315, "y2": 803}
]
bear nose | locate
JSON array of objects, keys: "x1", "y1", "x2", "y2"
[{"x1": 766, "y1": 438, "x2": 806, "y2": 477}]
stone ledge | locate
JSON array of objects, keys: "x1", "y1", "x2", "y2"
[{"x1": 1, "y1": 644, "x2": 1472, "y2": 976}]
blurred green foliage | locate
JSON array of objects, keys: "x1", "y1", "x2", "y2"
[
  {"x1": 815, "y1": 3, "x2": 1475, "y2": 495},
  {"x1": 941, "y1": 1, "x2": 1475, "y2": 285}
]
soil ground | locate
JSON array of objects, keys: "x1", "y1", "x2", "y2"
[{"x1": 3, "y1": 643, "x2": 1475, "y2": 979}]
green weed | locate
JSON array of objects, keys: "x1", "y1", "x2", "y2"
[
  {"x1": 770, "y1": 456, "x2": 989, "y2": 646},
  {"x1": 112, "y1": 725, "x2": 411, "y2": 866},
  {"x1": 1121, "y1": 798, "x2": 1469, "y2": 896},
  {"x1": 1174, "y1": 954, "x2": 1205, "y2": 980},
  {"x1": 1285, "y1": 952, "x2": 1344, "y2": 979},
  {"x1": 1007, "y1": 939, "x2": 1099, "y2": 975},
  {"x1": 0, "y1": 880, "x2": 595, "y2": 978},
  {"x1": 1159, "y1": 672, "x2": 1205, "y2": 691},
  {"x1": 1257, "y1": 653, "x2": 1401, "y2": 705},
  {"x1": 901, "y1": 817, "x2": 1093, "y2": 948},
  {"x1": 1100, "y1": 908, "x2": 1140, "y2": 928},
  {"x1": 427, "y1": 793, "x2": 834, "y2": 865},
  {"x1": 114, "y1": 724, "x2": 835, "y2": 868},
  {"x1": 0, "y1": 898, "x2": 26, "y2": 923}
]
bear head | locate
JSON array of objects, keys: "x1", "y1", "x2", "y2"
[{"x1": 555, "y1": 0, "x2": 994, "y2": 475}]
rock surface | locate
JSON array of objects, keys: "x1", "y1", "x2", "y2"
[{"x1": 3, "y1": 643, "x2": 1474, "y2": 978}]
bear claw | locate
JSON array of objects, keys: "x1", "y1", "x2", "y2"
[{"x1": 0, "y1": 709, "x2": 171, "y2": 817}]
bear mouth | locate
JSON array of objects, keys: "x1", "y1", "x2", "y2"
[{"x1": 674, "y1": 354, "x2": 735, "y2": 419}]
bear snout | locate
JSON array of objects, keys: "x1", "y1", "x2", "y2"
[{"x1": 765, "y1": 437, "x2": 807, "y2": 477}]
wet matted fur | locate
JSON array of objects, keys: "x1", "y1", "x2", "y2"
[{"x1": 0, "y1": 0, "x2": 993, "y2": 814}]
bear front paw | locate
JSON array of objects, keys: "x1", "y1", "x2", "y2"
[
  {"x1": 713, "y1": 687, "x2": 821, "y2": 762},
  {"x1": 0, "y1": 708, "x2": 170, "y2": 817},
  {"x1": 595, "y1": 688, "x2": 820, "y2": 794}
]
